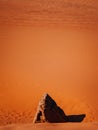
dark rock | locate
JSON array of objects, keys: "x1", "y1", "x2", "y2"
[
  {"x1": 33, "y1": 93, "x2": 68, "y2": 123},
  {"x1": 67, "y1": 114, "x2": 86, "y2": 122},
  {"x1": 33, "y1": 93, "x2": 86, "y2": 123}
]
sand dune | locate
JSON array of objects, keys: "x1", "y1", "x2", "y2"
[{"x1": 0, "y1": 0, "x2": 98, "y2": 127}]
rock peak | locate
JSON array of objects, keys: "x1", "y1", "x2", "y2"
[
  {"x1": 33, "y1": 93, "x2": 67, "y2": 123},
  {"x1": 33, "y1": 93, "x2": 86, "y2": 123},
  {"x1": 41, "y1": 93, "x2": 50, "y2": 100}
]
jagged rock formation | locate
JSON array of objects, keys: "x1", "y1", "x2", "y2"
[
  {"x1": 33, "y1": 93, "x2": 68, "y2": 123},
  {"x1": 33, "y1": 93, "x2": 86, "y2": 123}
]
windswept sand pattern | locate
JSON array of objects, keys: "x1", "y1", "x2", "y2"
[
  {"x1": 0, "y1": 108, "x2": 34, "y2": 126},
  {"x1": 0, "y1": 0, "x2": 98, "y2": 29}
]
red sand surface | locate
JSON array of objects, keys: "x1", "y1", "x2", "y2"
[
  {"x1": 0, "y1": 0, "x2": 98, "y2": 125},
  {"x1": 0, "y1": 123, "x2": 98, "y2": 130}
]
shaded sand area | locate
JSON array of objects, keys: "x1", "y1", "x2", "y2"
[{"x1": 0, "y1": 123, "x2": 98, "y2": 130}]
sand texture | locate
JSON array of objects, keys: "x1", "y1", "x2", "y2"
[{"x1": 0, "y1": 123, "x2": 98, "y2": 130}]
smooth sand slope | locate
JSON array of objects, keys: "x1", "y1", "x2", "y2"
[{"x1": 0, "y1": 0, "x2": 98, "y2": 125}]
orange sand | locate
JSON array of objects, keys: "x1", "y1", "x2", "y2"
[
  {"x1": 0, "y1": 123, "x2": 98, "y2": 130},
  {"x1": 0, "y1": 0, "x2": 98, "y2": 125}
]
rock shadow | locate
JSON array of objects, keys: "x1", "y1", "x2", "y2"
[{"x1": 66, "y1": 114, "x2": 86, "y2": 122}]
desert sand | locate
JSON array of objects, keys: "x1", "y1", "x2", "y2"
[
  {"x1": 0, "y1": 123, "x2": 98, "y2": 130},
  {"x1": 0, "y1": 0, "x2": 98, "y2": 128}
]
